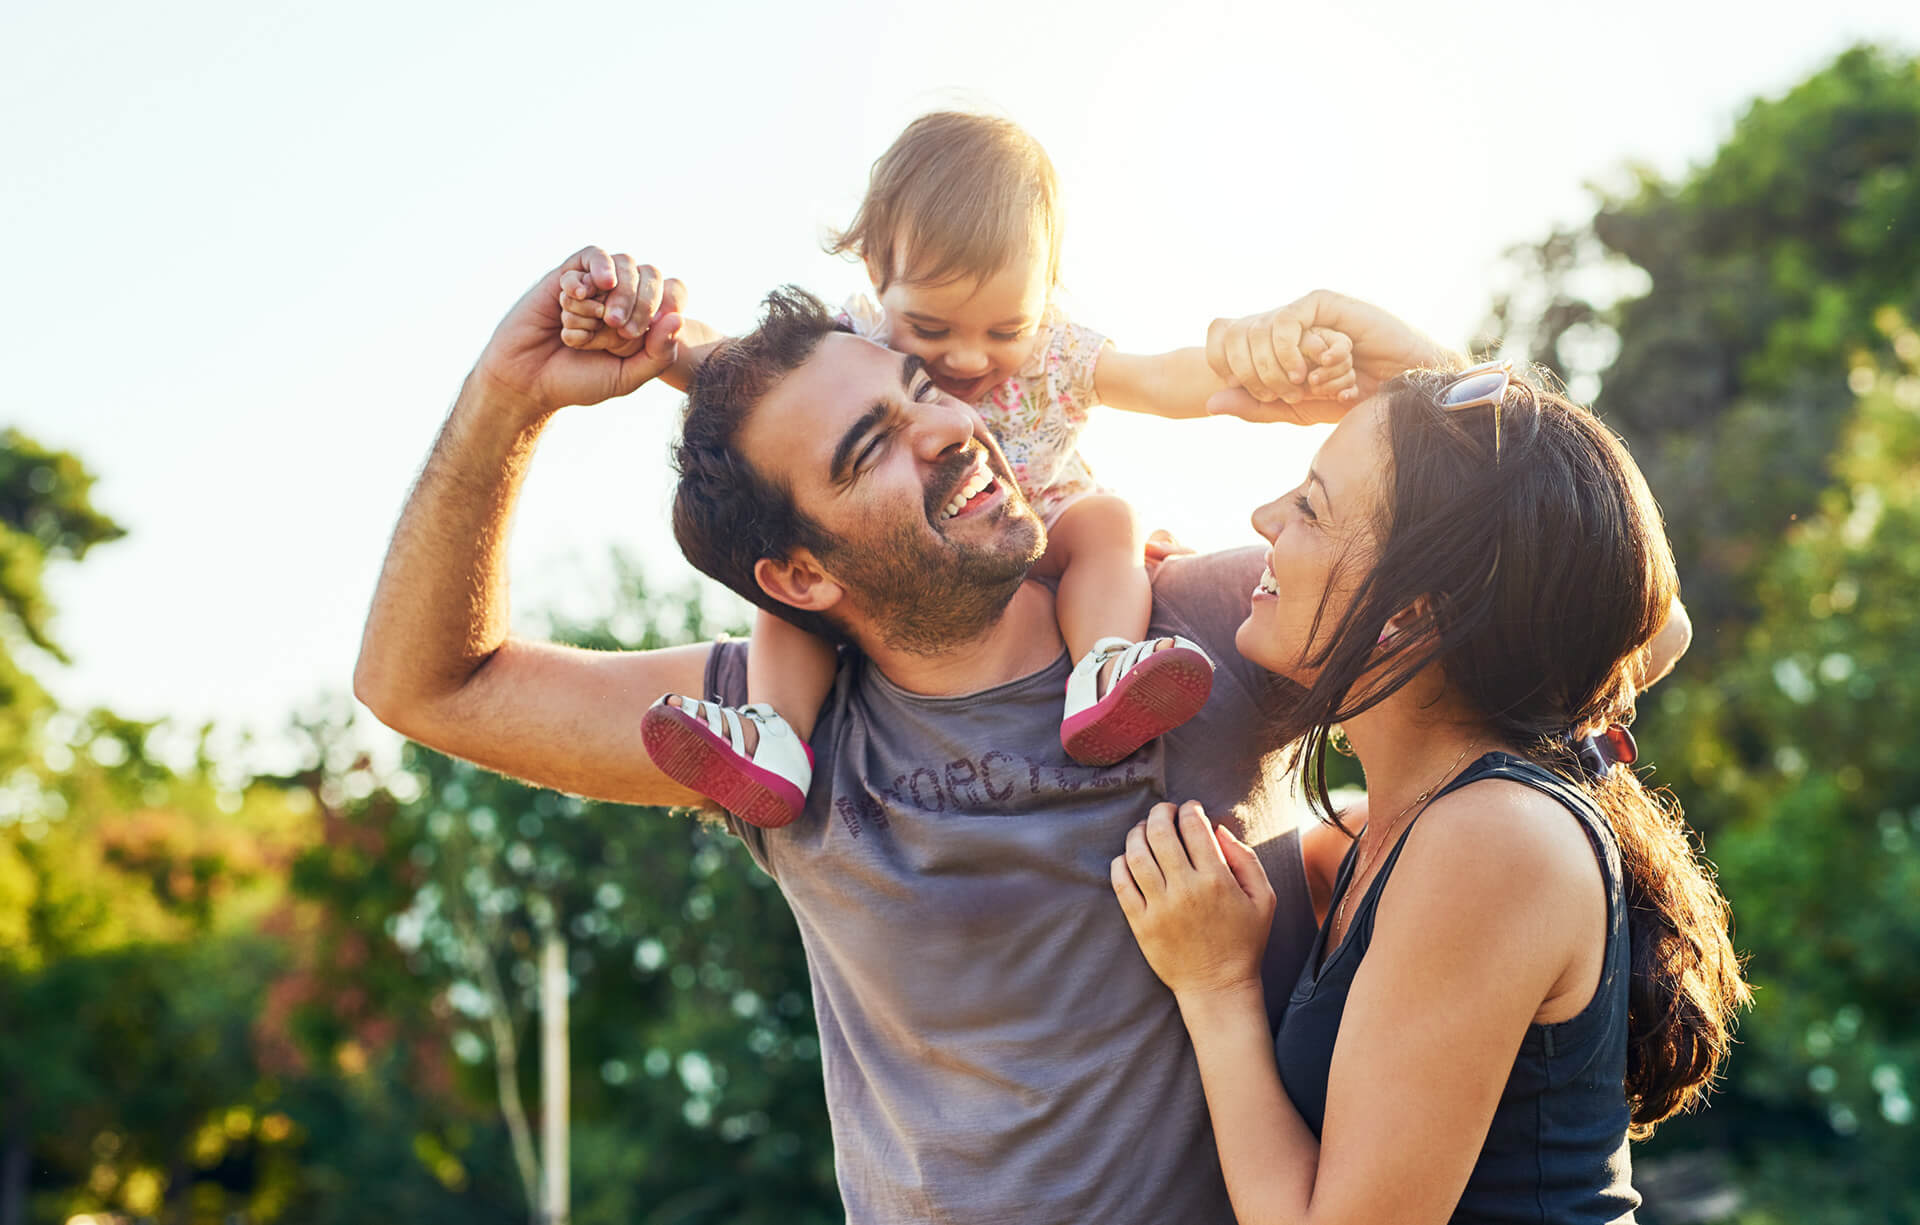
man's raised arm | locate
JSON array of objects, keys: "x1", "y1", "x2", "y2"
[{"x1": 353, "y1": 247, "x2": 714, "y2": 807}]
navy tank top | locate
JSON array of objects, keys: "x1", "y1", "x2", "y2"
[{"x1": 1272, "y1": 753, "x2": 1640, "y2": 1223}]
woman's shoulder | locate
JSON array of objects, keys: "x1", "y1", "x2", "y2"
[
  {"x1": 1407, "y1": 771, "x2": 1604, "y2": 891},
  {"x1": 1381, "y1": 770, "x2": 1608, "y2": 951}
]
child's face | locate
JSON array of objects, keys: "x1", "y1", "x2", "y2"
[{"x1": 874, "y1": 248, "x2": 1051, "y2": 405}]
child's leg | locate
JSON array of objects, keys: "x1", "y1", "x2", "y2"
[
  {"x1": 642, "y1": 609, "x2": 832, "y2": 829},
  {"x1": 1047, "y1": 494, "x2": 1151, "y2": 665},
  {"x1": 746, "y1": 608, "x2": 836, "y2": 742},
  {"x1": 1049, "y1": 494, "x2": 1213, "y2": 766}
]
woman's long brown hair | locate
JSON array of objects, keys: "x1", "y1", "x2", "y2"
[{"x1": 1278, "y1": 370, "x2": 1749, "y2": 1135}]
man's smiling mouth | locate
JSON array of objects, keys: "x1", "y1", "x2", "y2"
[{"x1": 940, "y1": 460, "x2": 998, "y2": 520}]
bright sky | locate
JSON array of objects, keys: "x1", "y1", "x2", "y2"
[{"x1": 5, "y1": 0, "x2": 1916, "y2": 769}]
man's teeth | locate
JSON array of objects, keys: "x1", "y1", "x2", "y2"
[
  {"x1": 1254, "y1": 566, "x2": 1279, "y2": 596},
  {"x1": 941, "y1": 466, "x2": 995, "y2": 519}
]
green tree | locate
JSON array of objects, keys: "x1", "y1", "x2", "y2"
[
  {"x1": 1483, "y1": 45, "x2": 1920, "y2": 653},
  {"x1": 1479, "y1": 47, "x2": 1920, "y2": 1222},
  {"x1": 1647, "y1": 320, "x2": 1920, "y2": 1222},
  {"x1": 287, "y1": 566, "x2": 840, "y2": 1224}
]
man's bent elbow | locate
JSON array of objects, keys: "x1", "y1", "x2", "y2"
[
  {"x1": 352, "y1": 635, "x2": 436, "y2": 733},
  {"x1": 352, "y1": 652, "x2": 407, "y2": 729}
]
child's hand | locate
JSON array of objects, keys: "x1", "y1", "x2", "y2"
[
  {"x1": 1303, "y1": 326, "x2": 1359, "y2": 404},
  {"x1": 1111, "y1": 801, "x2": 1275, "y2": 1002},
  {"x1": 1207, "y1": 290, "x2": 1452, "y2": 417},
  {"x1": 1204, "y1": 311, "x2": 1361, "y2": 425},
  {"x1": 556, "y1": 266, "x2": 687, "y2": 360}
]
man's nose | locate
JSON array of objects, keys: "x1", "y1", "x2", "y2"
[{"x1": 912, "y1": 396, "x2": 980, "y2": 458}]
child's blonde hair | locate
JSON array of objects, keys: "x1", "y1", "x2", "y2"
[{"x1": 828, "y1": 112, "x2": 1062, "y2": 292}]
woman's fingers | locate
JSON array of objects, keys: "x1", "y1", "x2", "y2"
[
  {"x1": 1110, "y1": 854, "x2": 1145, "y2": 917},
  {"x1": 1144, "y1": 803, "x2": 1192, "y2": 874},
  {"x1": 1216, "y1": 824, "x2": 1278, "y2": 908},
  {"x1": 1177, "y1": 802, "x2": 1229, "y2": 871},
  {"x1": 1124, "y1": 819, "x2": 1167, "y2": 897}
]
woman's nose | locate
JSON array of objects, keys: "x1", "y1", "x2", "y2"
[{"x1": 1250, "y1": 497, "x2": 1285, "y2": 541}]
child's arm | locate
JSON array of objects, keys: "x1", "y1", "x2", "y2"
[
  {"x1": 557, "y1": 268, "x2": 726, "y2": 392},
  {"x1": 1093, "y1": 328, "x2": 1357, "y2": 425}
]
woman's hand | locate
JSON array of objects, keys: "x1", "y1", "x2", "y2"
[
  {"x1": 1206, "y1": 289, "x2": 1459, "y2": 419},
  {"x1": 1112, "y1": 801, "x2": 1276, "y2": 1002}
]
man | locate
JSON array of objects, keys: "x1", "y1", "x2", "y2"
[{"x1": 355, "y1": 248, "x2": 1678, "y2": 1222}]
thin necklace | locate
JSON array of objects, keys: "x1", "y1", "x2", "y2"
[{"x1": 1335, "y1": 742, "x2": 1481, "y2": 942}]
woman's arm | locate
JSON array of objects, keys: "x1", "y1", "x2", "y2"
[
  {"x1": 1208, "y1": 290, "x2": 1460, "y2": 407},
  {"x1": 1115, "y1": 786, "x2": 1600, "y2": 1225}
]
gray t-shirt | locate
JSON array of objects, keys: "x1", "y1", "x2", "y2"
[{"x1": 705, "y1": 545, "x2": 1315, "y2": 1224}]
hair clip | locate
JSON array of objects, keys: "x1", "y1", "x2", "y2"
[{"x1": 1573, "y1": 723, "x2": 1638, "y2": 781}]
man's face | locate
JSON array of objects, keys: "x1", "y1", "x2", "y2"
[{"x1": 737, "y1": 332, "x2": 1046, "y2": 653}]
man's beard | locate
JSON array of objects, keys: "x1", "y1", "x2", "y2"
[{"x1": 820, "y1": 452, "x2": 1045, "y2": 655}]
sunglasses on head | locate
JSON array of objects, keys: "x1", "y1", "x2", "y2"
[{"x1": 1436, "y1": 359, "x2": 1517, "y2": 459}]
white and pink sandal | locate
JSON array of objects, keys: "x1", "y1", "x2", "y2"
[
  {"x1": 641, "y1": 697, "x2": 814, "y2": 829},
  {"x1": 1061, "y1": 636, "x2": 1214, "y2": 766}
]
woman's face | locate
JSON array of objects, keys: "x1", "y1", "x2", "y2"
[{"x1": 1236, "y1": 395, "x2": 1388, "y2": 681}]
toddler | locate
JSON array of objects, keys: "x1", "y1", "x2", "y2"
[{"x1": 562, "y1": 112, "x2": 1354, "y2": 827}]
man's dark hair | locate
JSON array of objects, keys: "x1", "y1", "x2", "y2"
[{"x1": 672, "y1": 286, "x2": 854, "y2": 644}]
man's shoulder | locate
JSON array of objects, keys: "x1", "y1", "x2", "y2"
[
  {"x1": 1149, "y1": 545, "x2": 1293, "y2": 727},
  {"x1": 1149, "y1": 546, "x2": 1264, "y2": 635}
]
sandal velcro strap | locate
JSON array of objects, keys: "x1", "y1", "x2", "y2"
[
  {"x1": 1061, "y1": 636, "x2": 1215, "y2": 766},
  {"x1": 641, "y1": 697, "x2": 814, "y2": 829}
]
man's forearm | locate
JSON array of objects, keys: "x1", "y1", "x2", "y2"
[{"x1": 353, "y1": 373, "x2": 549, "y2": 720}]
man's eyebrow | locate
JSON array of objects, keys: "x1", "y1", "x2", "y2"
[
  {"x1": 829, "y1": 356, "x2": 926, "y2": 485},
  {"x1": 830, "y1": 403, "x2": 890, "y2": 486}
]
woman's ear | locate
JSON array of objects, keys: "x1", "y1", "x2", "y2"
[
  {"x1": 1377, "y1": 595, "x2": 1436, "y2": 646},
  {"x1": 754, "y1": 551, "x2": 845, "y2": 615}
]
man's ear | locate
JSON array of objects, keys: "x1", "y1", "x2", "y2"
[{"x1": 754, "y1": 550, "x2": 845, "y2": 615}]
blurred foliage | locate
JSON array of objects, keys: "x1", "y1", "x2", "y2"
[
  {"x1": 1645, "y1": 323, "x2": 1920, "y2": 1223},
  {"x1": 274, "y1": 571, "x2": 839, "y2": 1224},
  {"x1": 1, "y1": 426, "x2": 836, "y2": 1224},
  {"x1": 1486, "y1": 43, "x2": 1920, "y2": 1225},
  {"x1": 1484, "y1": 44, "x2": 1920, "y2": 657},
  {"x1": 0, "y1": 427, "x2": 125, "y2": 667}
]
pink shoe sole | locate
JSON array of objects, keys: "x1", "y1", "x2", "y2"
[
  {"x1": 1061, "y1": 645, "x2": 1214, "y2": 766},
  {"x1": 641, "y1": 703, "x2": 809, "y2": 829}
]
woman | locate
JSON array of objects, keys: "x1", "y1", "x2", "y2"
[{"x1": 1112, "y1": 293, "x2": 1749, "y2": 1224}]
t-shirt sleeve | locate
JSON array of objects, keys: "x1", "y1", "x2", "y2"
[
  {"x1": 838, "y1": 293, "x2": 888, "y2": 343},
  {"x1": 1046, "y1": 318, "x2": 1111, "y2": 425},
  {"x1": 1149, "y1": 546, "x2": 1303, "y2": 722},
  {"x1": 1149, "y1": 547, "x2": 1319, "y2": 1003},
  {"x1": 701, "y1": 638, "x2": 776, "y2": 874}
]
